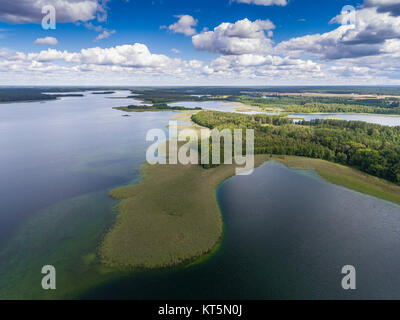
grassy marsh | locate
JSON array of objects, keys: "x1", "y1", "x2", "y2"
[
  {"x1": 100, "y1": 154, "x2": 400, "y2": 269},
  {"x1": 100, "y1": 109, "x2": 400, "y2": 269},
  {"x1": 100, "y1": 156, "x2": 268, "y2": 269}
]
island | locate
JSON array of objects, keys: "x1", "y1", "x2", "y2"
[
  {"x1": 92, "y1": 91, "x2": 116, "y2": 95},
  {"x1": 113, "y1": 103, "x2": 201, "y2": 112}
]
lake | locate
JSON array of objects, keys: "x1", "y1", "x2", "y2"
[
  {"x1": 82, "y1": 162, "x2": 400, "y2": 300},
  {"x1": 169, "y1": 100, "x2": 400, "y2": 126},
  {"x1": 1, "y1": 93, "x2": 400, "y2": 299},
  {"x1": 0, "y1": 91, "x2": 174, "y2": 298}
]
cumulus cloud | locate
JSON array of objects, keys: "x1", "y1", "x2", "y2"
[
  {"x1": 0, "y1": 0, "x2": 109, "y2": 24},
  {"x1": 0, "y1": 43, "x2": 399, "y2": 85},
  {"x1": 4, "y1": 43, "x2": 184, "y2": 70},
  {"x1": 233, "y1": 0, "x2": 288, "y2": 6},
  {"x1": 0, "y1": 43, "x2": 212, "y2": 85},
  {"x1": 192, "y1": 18, "x2": 275, "y2": 55},
  {"x1": 364, "y1": 0, "x2": 400, "y2": 16},
  {"x1": 3, "y1": 0, "x2": 400, "y2": 85},
  {"x1": 203, "y1": 54, "x2": 321, "y2": 79},
  {"x1": 34, "y1": 37, "x2": 58, "y2": 45},
  {"x1": 186, "y1": 1, "x2": 400, "y2": 84},
  {"x1": 77, "y1": 44, "x2": 173, "y2": 67},
  {"x1": 162, "y1": 15, "x2": 198, "y2": 36},
  {"x1": 276, "y1": 7, "x2": 400, "y2": 60}
]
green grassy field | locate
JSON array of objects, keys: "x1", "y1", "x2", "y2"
[
  {"x1": 100, "y1": 157, "x2": 265, "y2": 269},
  {"x1": 272, "y1": 156, "x2": 400, "y2": 205}
]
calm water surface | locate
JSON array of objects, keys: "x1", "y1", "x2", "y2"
[
  {"x1": 1, "y1": 94, "x2": 400, "y2": 299},
  {"x1": 0, "y1": 91, "x2": 174, "y2": 298},
  {"x1": 82, "y1": 162, "x2": 400, "y2": 300},
  {"x1": 0, "y1": 91, "x2": 172, "y2": 244}
]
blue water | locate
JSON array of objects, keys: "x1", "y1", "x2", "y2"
[
  {"x1": 0, "y1": 91, "x2": 172, "y2": 246},
  {"x1": 81, "y1": 162, "x2": 400, "y2": 299},
  {"x1": 1, "y1": 93, "x2": 400, "y2": 299}
]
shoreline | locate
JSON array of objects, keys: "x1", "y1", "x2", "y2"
[
  {"x1": 111, "y1": 99, "x2": 400, "y2": 118},
  {"x1": 99, "y1": 110, "x2": 400, "y2": 271},
  {"x1": 100, "y1": 154, "x2": 400, "y2": 270}
]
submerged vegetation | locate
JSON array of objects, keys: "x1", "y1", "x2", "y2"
[{"x1": 3, "y1": 87, "x2": 400, "y2": 298}]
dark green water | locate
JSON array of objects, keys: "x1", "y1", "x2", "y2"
[
  {"x1": 0, "y1": 91, "x2": 173, "y2": 299},
  {"x1": 81, "y1": 162, "x2": 400, "y2": 300}
]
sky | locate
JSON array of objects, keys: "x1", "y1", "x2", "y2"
[{"x1": 0, "y1": 0, "x2": 400, "y2": 85}]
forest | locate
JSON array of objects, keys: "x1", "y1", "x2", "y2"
[
  {"x1": 229, "y1": 95, "x2": 400, "y2": 114},
  {"x1": 0, "y1": 88, "x2": 58, "y2": 102},
  {"x1": 2, "y1": 87, "x2": 400, "y2": 115},
  {"x1": 191, "y1": 111, "x2": 400, "y2": 184},
  {"x1": 284, "y1": 102, "x2": 400, "y2": 114},
  {"x1": 127, "y1": 88, "x2": 400, "y2": 115}
]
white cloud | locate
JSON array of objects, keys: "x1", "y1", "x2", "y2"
[
  {"x1": 0, "y1": 0, "x2": 109, "y2": 24},
  {"x1": 192, "y1": 18, "x2": 275, "y2": 55},
  {"x1": 1, "y1": 43, "x2": 399, "y2": 85},
  {"x1": 95, "y1": 29, "x2": 116, "y2": 41},
  {"x1": 3, "y1": 43, "x2": 186, "y2": 70},
  {"x1": 364, "y1": 0, "x2": 400, "y2": 16},
  {"x1": 187, "y1": 60, "x2": 203, "y2": 68},
  {"x1": 84, "y1": 22, "x2": 105, "y2": 32},
  {"x1": 276, "y1": 7, "x2": 400, "y2": 60},
  {"x1": 34, "y1": 37, "x2": 58, "y2": 46},
  {"x1": 171, "y1": 48, "x2": 181, "y2": 53},
  {"x1": 203, "y1": 54, "x2": 321, "y2": 79},
  {"x1": 4, "y1": 1, "x2": 400, "y2": 85},
  {"x1": 83, "y1": 22, "x2": 115, "y2": 41},
  {"x1": 186, "y1": 1, "x2": 400, "y2": 84},
  {"x1": 233, "y1": 0, "x2": 288, "y2": 6},
  {"x1": 162, "y1": 15, "x2": 198, "y2": 36},
  {"x1": 77, "y1": 44, "x2": 172, "y2": 67}
]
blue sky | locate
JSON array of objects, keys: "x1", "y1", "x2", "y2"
[
  {"x1": 1, "y1": 0, "x2": 358, "y2": 53},
  {"x1": 0, "y1": 0, "x2": 398, "y2": 85}
]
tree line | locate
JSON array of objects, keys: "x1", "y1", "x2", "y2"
[{"x1": 192, "y1": 111, "x2": 400, "y2": 184}]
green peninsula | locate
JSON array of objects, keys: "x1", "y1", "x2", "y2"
[{"x1": 101, "y1": 111, "x2": 400, "y2": 269}]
